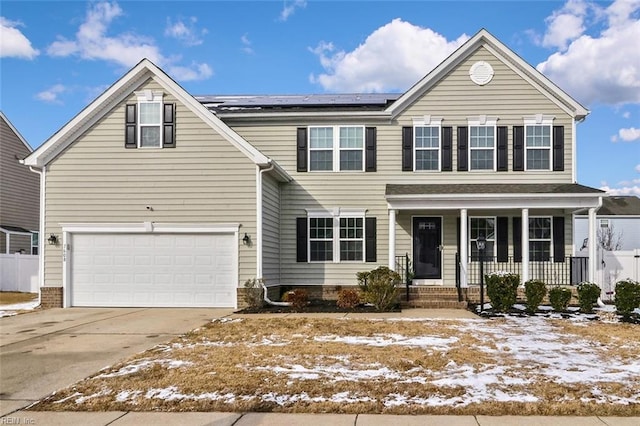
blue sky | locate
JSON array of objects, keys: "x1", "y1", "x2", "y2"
[{"x1": 1, "y1": 0, "x2": 639, "y2": 195}]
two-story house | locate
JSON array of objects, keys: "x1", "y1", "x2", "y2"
[{"x1": 24, "y1": 29, "x2": 604, "y2": 309}]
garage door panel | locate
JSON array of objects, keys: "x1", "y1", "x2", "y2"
[{"x1": 71, "y1": 232, "x2": 236, "y2": 308}]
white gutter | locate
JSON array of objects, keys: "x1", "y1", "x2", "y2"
[
  {"x1": 257, "y1": 162, "x2": 290, "y2": 307},
  {"x1": 27, "y1": 165, "x2": 45, "y2": 308}
]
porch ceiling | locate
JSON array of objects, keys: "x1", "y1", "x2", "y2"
[{"x1": 385, "y1": 183, "x2": 605, "y2": 210}]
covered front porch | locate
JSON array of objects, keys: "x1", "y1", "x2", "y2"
[{"x1": 385, "y1": 183, "x2": 605, "y2": 288}]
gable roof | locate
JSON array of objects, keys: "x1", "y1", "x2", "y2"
[
  {"x1": 576, "y1": 195, "x2": 640, "y2": 216},
  {"x1": 386, "y1": 29, "x2": 590, "y2": 120},
  {"x1": 0, "y1": 111, "x2": 33, "y2": 153},
  {"x1": 23, "y1": 59, "x2": 289, "y2": 181}
]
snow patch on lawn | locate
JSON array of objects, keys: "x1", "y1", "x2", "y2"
[
  {"x1": 0, "y1": 300, "x2": 39, "y2": 317},
  {"x1": 96, "y1": 359, "x2": 193, "y2": 378},
  {"x1": 313, "y1": 334, "x2": 457, "y2": 349}
]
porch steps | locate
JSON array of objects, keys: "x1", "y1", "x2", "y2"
[{"x1": 399, "y1": 287, "x2": 469, "y2": 309}]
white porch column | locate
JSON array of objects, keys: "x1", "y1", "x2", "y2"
[
  {"x1": 460, "y1": 208, "x2": 468, "y2": 288},
  {"x1": 588, "y1": 207, "x2": 597, "y2": 283},
  {"x1": 388, "y1": 209, "x2": 396, "y2": 270},
  {"x1": 521, "y1": 208, "x2": 529, "y2": 283}
]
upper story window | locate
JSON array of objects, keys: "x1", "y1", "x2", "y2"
[
  {"x1": 125, "y1": 90, "x2": 176, "y2": 150},
  {"x1": 524, "y1": 116, "x2": 553, "y2": 171},
  {"x1": 309, "y1": 126, "x2": 364, "y2": 172},
  {"x1": 413, "y1": 117, "x2": 442, "y2": 171},
  {"x1": 468, "y1": 117, "x2": 497, "y2": 171}
]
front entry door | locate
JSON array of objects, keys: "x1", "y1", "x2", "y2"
[{"x1": 413, "y1": 217, "x2": 442, "y2": 280}]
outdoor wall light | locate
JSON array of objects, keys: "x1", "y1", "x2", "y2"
[
  {"x1": 242, "y1": 233, "x2": 251, "y2": 245},
  {"x1": 475, "y1": 234, "x2": 486, "y2": 251},
  {"x1": 47, "y1": 234, "x2": 59, "y2": 245}
]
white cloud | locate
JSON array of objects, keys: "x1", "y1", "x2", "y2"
[
  {"x1": 619, "y1": 127, "x2": 640, "y2": 141},
  {"x1": 310, "y1": 19, "x2": 468, "y2": 93},
  {"x1": 241, "y1": 34, "x2": 254, "y2": 55},
  {"x1": 46, "y1": 1, "x2": 212, "y2": 81},
  {"x1": 636, "y1": 164, "x2": 640, "y2": 172},
  {"x1": 279, "y1": 0, "x2": 306, "y2": 22},
  {"x1": 35, "y1": 84, "x2": 66, "y2": 104},
  {"x1": 541, "y1": 0, "x2": 588, "y2": 50},
  {"x1": 165, "y1": 17, "x2": 206, "y2": 46},
  {"x1": 537, "y1": 0, "x2": 640, "y2": 106},
  {"x1": 601, "y1": 175, "x2": 640, "y2": 196},
  {"x1": 623, "y1": 111, "x2": 631, "y2": 118},
  {"x1": 0, "y1": 17, "x2": 40, "y2": 59}
]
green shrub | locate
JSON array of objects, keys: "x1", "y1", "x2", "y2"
[
  {"x1": 485, "y1": 272, "x2": 520, "y2": 313},
  {"x1": 614, "y1": 279, "x2": 640, "y2": 317},
  {"x1": 577, "y1": 282, "x2": 601, "y2": 313},
  {"x1": 524, "y1": 279, "x2": 547, "y2": 314},
  {"x1": 336, "y1": 289, "x2": 361, "y2": 309},
  {"x1": 357, "y1": 266, "x2": 400, "y2": 311},
  {"x1": 243, "y1": 278, "x2": 265, "y2": 309},
  {"x1": 282, "y1": 289, "x2": 308, "y2": 311},
  {"x1": 548, "y1": 287, "x2": 572, "y2": 312}
]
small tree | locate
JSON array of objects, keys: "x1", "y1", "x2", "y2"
[
  {"x1": 598, "y1": 223, "x2": 623, "y2": 251},
  {"x1": 614, "y1": 279, "x2": 640, "y2": 318},
  {"x1": 485, "y1": 272, "x2": 520, "y2": 313},
  {"x1": 577, "y1": 282, "x2": 601, "y2": 313},
  {"x1": 549, "y1": 287, "x2": 572, "y2": 312},
  {"x1": 357, "y1": 266, "x2": 400, "y2": 311}
]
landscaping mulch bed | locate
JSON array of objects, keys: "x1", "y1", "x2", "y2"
[{"x1": 236, "y1": 299, "x2": 401, "y2": 314}]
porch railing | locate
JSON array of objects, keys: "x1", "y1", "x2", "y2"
[{"x1": 395, "y1": 254, "x2": 412, "y2": 301}]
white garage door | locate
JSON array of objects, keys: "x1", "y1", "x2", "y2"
[{"x1": 70, "y1": 233, "x2": 236, "y2": 307}]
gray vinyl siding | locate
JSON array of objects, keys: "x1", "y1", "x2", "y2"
[
  {"x1": 43, "y1": 78, "x2": 257, "y2": 288},
  {"x1": 227, "y1": 46, "x2": 578, "y2": 287},
  {"x1": 0, "y1": 115, "x2": 39, "y2": 253},
  {"x1": 262, "y1": 173, "x2": 281, "y2": 285}
]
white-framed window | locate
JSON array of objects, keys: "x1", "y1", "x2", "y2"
[
  {"x1": 468, "y1": 117, "x2": 497, "y2": 171},
  {"x1": 309, "y1": 126, "x2": 364, "y2": 171},
  {"x1": 136, "y1": 90, "x2": 164, "y2": 148},
  {"x1": 414, "y1": 118, "x2": 441, "y2": 171},
  {"x1": 307, "y1": 209, "x2": 366, "y2": 262},
  {"x1": 31, "y1": 231, "x2": 39, "y2": 255},
  {"x1": 600, "y1": 219, "x2": 609, "y2": 228},
  {"x1": 524, "y1": 116, "x2": 553, "y2": 171},
  {"x1": 469, "y1": 217, "x2": 495, "y2": 260},
  {"x1": 529, "y1": 216, "x2": 552, "y2": 261}
]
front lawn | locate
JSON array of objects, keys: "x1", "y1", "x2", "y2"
[{"x1": 31, "y1": 316, "x2": 640, "y2": 416}]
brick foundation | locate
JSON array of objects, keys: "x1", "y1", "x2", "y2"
[{"x1": 40, "y1": 287, "x2": 63, "y2": 308}]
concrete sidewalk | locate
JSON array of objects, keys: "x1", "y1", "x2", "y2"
[{"x1": 1, "y1": 411, "x2": 638, "y2": 425}]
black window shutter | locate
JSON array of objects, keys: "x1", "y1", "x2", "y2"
[
  {"x1": 513, "y1": 126, "x2": 524, "y2": 171},
  {"x1": 513, "y1": 217, "x2": 522, "y2": 262},
  {"x1": 457, "y1": 126, "x2": 468, "y2": 171},
  {"x1": 296, "y1": 217, "x2": 307, "y2": 262},
  {"x1": 365, "y1": 127, "x2": 377, "y2": 172},
  {"x1": 496, "y1": 217, "x2": 508, "y2": 262},
  {"x1": 125, "y1": 104, "x2": 137, "y2": 149},
  {"x1": 553, "y1": 126, "x2": 564, "y2": 171},
  {"x1": 441, "y1": 126, "x2": 452, "y2": 171},
  {"x1": 365, "y1": 217, "x2": 377, "y2": 262},
  {"x1": 163, "y1": 103, "x2": 176, "y2": 148},
  {"x1": 553, "y1": 216, "x2": 565, "y2": 262},
  {"x1": 297, "y1": 128, "x2": 307, "y2": 172},
  {"x1": 402, "y1": 127, "x2": 413, "y2": 171},
  {"x1": 497, "y1": 126, "x2": 508, "y2": 171}
]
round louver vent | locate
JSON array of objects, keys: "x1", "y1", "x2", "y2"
[{"x1": 469, "y1": 61, "x2": 494, "y2": 86}]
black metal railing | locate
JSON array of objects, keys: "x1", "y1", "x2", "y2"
[{"x1": 395, "y1": 253, "x2": 412, "y2": 301}]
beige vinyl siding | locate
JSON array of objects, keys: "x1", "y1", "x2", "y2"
[
  {"x1": 262, "y1": 173, "x2": 281, "y2": 284},
  {"x1": 43, "y1": 78, "x2": 257, "y2": 288},
  {"x1": 0, "y1": 115, "x2": 39, "y2": 253}
]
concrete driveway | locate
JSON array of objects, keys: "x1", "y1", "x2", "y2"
[{"x1": 0, "y1": 307, "x2": 233, "y2": 417}]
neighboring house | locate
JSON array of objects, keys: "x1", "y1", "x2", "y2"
[
  {"x1": 0, "y1": 111, "x2": 40, "y2": 255},
  {"x1": 24, "y1": 29, "x2": 605, "y2": 309},
  {"x1": 574, "y1": 196, "x2": 640, "y2": 252}
]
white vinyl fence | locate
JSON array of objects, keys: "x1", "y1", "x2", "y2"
[
  {"x1": 0, "y1": 253, "x2": 39, "y2": 293},
  {"x1": 598, "y1": 249, "x2": 640, "y2": 301}
]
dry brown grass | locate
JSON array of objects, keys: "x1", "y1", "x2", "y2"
[
  {"x1": 30, "y1": 317, "x2": 640, "y2": 416},
  {"x1": 0, "y1": 291, "x2": 37, "y2": 305}
]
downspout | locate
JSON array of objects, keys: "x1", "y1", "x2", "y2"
[
  {"x1": 257, "y1": 162, "x2": 290, "y2": 307},
  {"x1": 28, "y1": 165, "x2": 45, "y2": 308}
]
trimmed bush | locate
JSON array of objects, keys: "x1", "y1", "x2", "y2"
[
  {"x1": 243, "y1": 278, "x2": 265, "y2": 309},
  {"x1": 282, "y1": 289, "x2": 308, "y2": 311},
  {"x1": 357, "y1": 266, "x2": 400, "y2": 311},
  {"x1": 524, "y1": 279, "x2": 547, "y2": 314},
  {"x1": 549, "y1": 287, "x2": 572, "y2": 312},
  {"x1": 336, "y1": 289, "x2": 361, "y2": 309},
  {"x1": 614, "y1": 279, "x2": 640, "y2": 317},
  {"x1": 485, "y1": 272, "x2": 520, "y2": 313},
  {"x1": 577, "y1": 282, "x2": 601, "y2": 313}
]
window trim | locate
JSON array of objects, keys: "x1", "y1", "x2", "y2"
[
  {"x1": 308, "y1": 125, "x2": 365, "y2": 172},
  {"x1": 523, "y1": 116, "x2": 554, "y2": 172},
  {"x1": 413, "y1": 117, "x2": 442, "y2": 172},
  {"x1": 467, "y1": 116, "x2": 498, "y2": 171},
  {"x1": 31, "y1": 231, "x2": 39, "y2": 255},
  {"x1": 529, "y1": 216, "x2": 553, "y2": 262},
  {"x1": 136, "y1": 90, "x2": 164, "y2": 149},
  {"x1": 469, "y1": 216, "x2": 496, "y2": 260},
  {"x1": 306, "y1": 208, "x2": 367, "y2": 263}
]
